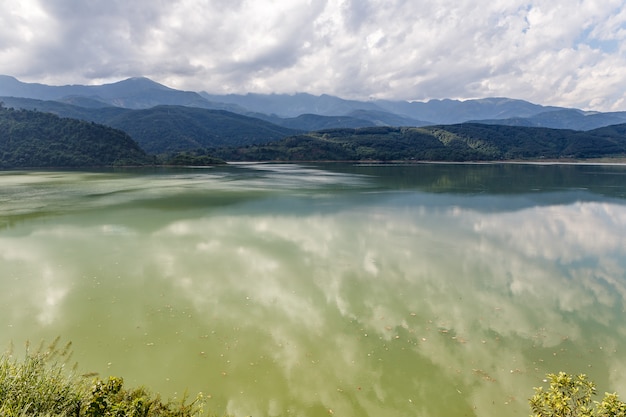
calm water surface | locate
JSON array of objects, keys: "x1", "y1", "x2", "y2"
[{"x1": 2, "y1": 163, "x2": 626, "y2": 417}]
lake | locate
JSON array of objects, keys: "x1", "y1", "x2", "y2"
[{"x1": 1, "y1": 162, "x2": 626, "y2": 417}]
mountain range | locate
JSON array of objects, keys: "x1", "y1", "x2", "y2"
[
  {"x1": 2, "y1": 75, "x2": 626, "y2": 165},
  {"x1": 4, "y1": 75, "x2": 626, "y2": 130}
]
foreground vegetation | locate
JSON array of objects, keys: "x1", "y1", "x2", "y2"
[
  {"x1": 0, "y1": 339, "x2": 205, "y2": 417},
  {"x1": 3, "y1": 339, "x2": 626, "y2": 417},
  {"x1": 530, "y1": 372, "x2": 626, "y2": 417}
]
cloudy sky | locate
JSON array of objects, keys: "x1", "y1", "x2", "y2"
[{"x1": 2, "y1": 0, "x2": 626, "y2": 110}]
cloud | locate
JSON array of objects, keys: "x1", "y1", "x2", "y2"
[{"x1": 2, "y1": 0, "x2": 626, "y2": 110}]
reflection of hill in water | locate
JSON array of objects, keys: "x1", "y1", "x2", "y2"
[
  {"x1": 328, "y1": 163, "x2": 626, "y2": 201},
  {"x1": 2, "y1": 164, "x2": 626, "y2": 231}
]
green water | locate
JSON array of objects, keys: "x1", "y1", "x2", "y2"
[{"x1": 2, "y1": 163, "x2": 626, "y2": 417}]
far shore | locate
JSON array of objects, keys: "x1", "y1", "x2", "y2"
[
  {"x1": 227, "y1": 157, "x2": 626, "y2": 166},
  {"x1": 4, "y1": 157, "x2": 626, "y2": 171}
]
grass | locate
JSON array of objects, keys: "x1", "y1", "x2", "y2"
[{"x1": 0, "y1": 338, "x2": 206, "y2": 417}]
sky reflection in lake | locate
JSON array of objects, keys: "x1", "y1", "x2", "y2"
[{"x1": 1, "y1": 163, "x2": 626, "y2": 417}]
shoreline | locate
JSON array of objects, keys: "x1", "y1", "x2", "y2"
[
  {"x1": 225, "y1": 157, "x2": 626, "y2": 166},
  {"x1": 3, "y1": 157, "x2": 626, "y2": 171}
]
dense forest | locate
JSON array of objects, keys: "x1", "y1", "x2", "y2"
[
  {"x1": 104, "y1": 105, "x2": 298, "y2": 154},
  {"x1": 0, "y1": 105, "x2": 152, "y2": 168},
  {"x1": 212, "y1": 124, "x2": 626, "y2": 162},
  {"x1": 0, "y1": 98, "x2": 299, "y2": 154},
  {"x1": 2, "y1": 102, "x2": 626, "y2": 168}
]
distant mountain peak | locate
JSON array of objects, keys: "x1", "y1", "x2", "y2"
[
  {"x1": 112, "y1": 76, "x2": 171, "y2": 90},
  {"x1": 0, "y1": 75, "x2": 19, "y2": 82},
  {"x1": 0, "y1": 75, "x2": 221, "y2": 109}
]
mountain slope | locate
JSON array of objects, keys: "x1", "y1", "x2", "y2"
[
  {"x1": 263, "y1": 110, "x2": 429, "y2": 130},
  {"x1": 272, "y1": 113, "x2": 374, "y2": 130},
  {"x1": 0, "y1": 76, "x2": 244, "y2": 111},
  {"x1": 104, "y1": 105, "x2": 300, "y2": 153},
  {"x1": 0, "y1": 96, "x2": 129, "y2": 122},
  {"x1": 0, "y1": 95, "x2": 424, "y2": 136},
  {"x1": 200, "y1": 92, "x2": 386, "y2": 118},
  {"x1": 201, "y1": 91, "x2": 565, "y2": 124},
  {"x1": 0, "y1": 106, "x2": 151, "y2": 168},
  {"x1": 345, "y1": 109, "x2": 429, "y2": 127},
  {"x1": 471, "y1": 109, "x2": 626, "y2": 131},
  {"x1": 6, "y1": 75, "x2": 626, "y2": 132},
  {"x1": 374, "y1": 97, "x2": 565, "y2": 124},
  {"x1": 0, "y1": 97, "x2": 299, "y2": 153},
  {"x1": 2, "y1": 76, "x2": 560, "y2": 122}
]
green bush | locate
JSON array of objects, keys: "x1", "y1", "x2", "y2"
[
  {"x1": 0, "y1": 339, "x2": 205, "y2": 417},
  {"x1": 0, "y1": 340, "x2": 82, "y2": 416},
  {"x1": 530, "y1": 372, "x2": 626, "y2": 417}
]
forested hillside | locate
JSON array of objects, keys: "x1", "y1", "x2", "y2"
[
  {"x1": 3, "y1": 102, "x2": 626, "y2": 167},
  {"x1": 213, "y1": 124, "x2": 626, "y2": 162},
  {"x1": 0, "y1": 98, "x2": 299, "y2": 154},
  {"x1": 0, "y1": 105, "x2": 151, "y2": 168},
  {"x1": 103, "y1": 105, "x2": 298, "y2": 153}
]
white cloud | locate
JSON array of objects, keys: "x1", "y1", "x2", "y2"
[{"x1": 2, "y1": 0, "x2": 626, "y2": 109}]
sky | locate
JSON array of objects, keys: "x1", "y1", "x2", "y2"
[{"x1": 1, "y1": 0, "x2": 626, "y2": 111}]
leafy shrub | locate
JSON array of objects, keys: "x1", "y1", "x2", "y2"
[
  {"x1": 0, "y1": 339, "x2": 205, "y2": 417},
  {"x1": 0, "y1": 339, "x2": 82, "y2": 416},
  {"x1": 530, "y1": 372, "x2": 626, "y2": 417}
]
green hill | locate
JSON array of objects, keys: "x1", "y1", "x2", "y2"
[
  {"x1": 103, "y1": 105, "x2": 299, "y2": 154},
  {"x1": 0, "y1": 98, "x2": 299, "y2": 154},
  {"x1": 0, "y1": 105, "x2": 151, "y2": 168},
  {"x1": 3, "y1": 99, "x2": 626, "y2": 166},
  {"x1": 212, "y1": 124, "x2": 626, "y2": 162}
]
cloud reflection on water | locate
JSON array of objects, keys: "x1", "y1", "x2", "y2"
[
  {"x1": 143, "y1": 196, "x2": 626, "y2": 416},
  {"x1": 1, "y1": 166, "x2": 626, "y2": 417}
]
